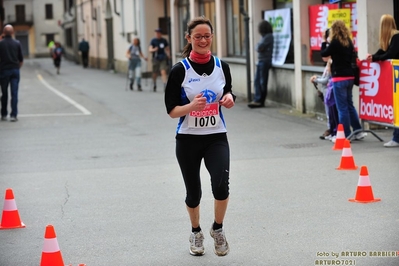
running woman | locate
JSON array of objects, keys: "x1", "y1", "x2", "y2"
[{"x1": 164, "y1": 16, "x2": 236, "y2": 257}]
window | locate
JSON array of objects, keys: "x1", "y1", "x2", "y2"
[
  {"x1": 45, "y1": 4, "x2": 53, "y2": 20},
  {"x1": 15, "y1": 5, "x2": 25, "y2": 22},
  {"x1": 45, "y1": 34, "x2": 54, "y2": 46},
  {"x1": 226, "y1": 0, "x2": 247, "y2": 57},
  {"x1": 311, "y1": 0, "x2": 357, "y2": 66},
  {"x1": 65, "y1": 28, "x2": 73, "y2": 48},
  {"x1": 178, "y1": 0, "x2": 190, "y2": 52},
  {"x1": 198, "y1": 0, "x2": 216, "y2": 53}
]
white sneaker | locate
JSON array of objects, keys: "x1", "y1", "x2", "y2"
[
  {"x1": 210, "y1": 228, "x2": 229, "y2": 256},
  {"x1": 189, "y1": 231, "x2": 205, "y2": 256},
  {"x1": 383, "y1": 140, "x2": 399, "y2": 148},
  {"x1": 330, "y1": 136, "x2": 336, "y2": 143},
  {"x1": 324, "y1": 135, "x2": 332, "y2": 140},
  {"x1": 355, "y1": 132, "x2": 367, "y2": 140}
]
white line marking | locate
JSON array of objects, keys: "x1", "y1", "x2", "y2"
[
  {"x1": 18, "y1": 113, "x2": 87, "y2": 118},
  {"x1": 37, "y1": 74, "x2": 91, "y2": 115}
]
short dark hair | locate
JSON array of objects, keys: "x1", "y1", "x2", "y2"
[
  {"x1": 325, "y1": 28, "x2": 330, "y2": 39},
  {"x1": 258, "y1": 20, "x2": 273, "y2": 36}
]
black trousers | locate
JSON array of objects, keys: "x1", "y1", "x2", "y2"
[
  {"x1": 175, "y1": 133, "x2": 230, "y2": 208},
  {"x1": 81, "y1": 51, "x2": 89, "y2": 67}
]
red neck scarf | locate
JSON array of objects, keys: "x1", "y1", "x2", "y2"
[{"x1": 189, "y1": 50, "x2": 211, "y2": 64}]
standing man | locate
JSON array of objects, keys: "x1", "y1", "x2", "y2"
[
  {"x1": 78, "y1": 38, "x2": 90, "y2": 68},
  {"x1": 149, "y1": 28, "x2": 170, "y2": 92},
  {"x1": 248, "y1": 20, "x2": 274, "y2": 108},
  {"x1": 0, "y1": 24, "x2": 23, "y2": 122}
]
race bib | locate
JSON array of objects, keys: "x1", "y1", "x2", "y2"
[{"x1": 188, "y1": 103, "x2": 220, "y2": 128}]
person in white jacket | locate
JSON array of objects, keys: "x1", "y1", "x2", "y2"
[{"x1": 310, "y1": 57, "x2": 338, "y2": 141}]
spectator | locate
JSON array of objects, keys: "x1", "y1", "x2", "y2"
[
  {"x1": 0, "y1": 24, "x2": 24, "y2": 122},
  {"x1": 366, "y1": 14, "x2": 399, "y2": 148},
  {"x1": 48, "y1": 40, "x2": 55, "y2": 56},
  {"x1": 248, "y1": 20, "x2": 274, "y2": 108},
  {"x1": 78, "y1": 38, "x2": 90, "y2": 68},
  {"x1": 164, "y1": 16, "x2": 236, "y2": 257},
  {"x1": 320, "y1": 20, "x2": 366, "y2": 141},
  {"x1": 149, "y1": 28, "x2": 170, "y2": 92},
  {"x1": 310, "y1": 56, "x2": 339, "y2": 141},
  {"x1": 126, "y1": 37, "x2": 147, "y2": 91}
]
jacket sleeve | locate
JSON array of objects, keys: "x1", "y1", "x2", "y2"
[
  {"x1": 372, "y1": 34, "x2": 399, "y2": 61},
  {"x1": 314, "y1": 75, "x2": 329, "y2": 85}
]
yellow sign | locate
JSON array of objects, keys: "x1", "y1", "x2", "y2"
[
  {"x1": 392, "y1": 60, "x2": 399, "y2": 127},
  {"x1": 327, "y1": 9, "x2": 351, "y2": 28}
]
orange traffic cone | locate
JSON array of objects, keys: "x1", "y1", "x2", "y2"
[
  {"x1": 349, "y1": 166, "x2": 381, "y2": 203},
  {"x1": 40, "y1": 225, "x2": 66, "y2": 266},
  {"x1": 336, "y1": 139, "x2": 358, "y2": 170},
  {"x1": 0, "y1": 188, "x2": 25, "y2": 229},
  {"x1": 332, "y1": 124, "x2": 346, "y2": 150}
]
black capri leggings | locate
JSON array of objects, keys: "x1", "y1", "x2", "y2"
[{"x1": 176, "y1": 133, "x2": 230, "y2": 208}]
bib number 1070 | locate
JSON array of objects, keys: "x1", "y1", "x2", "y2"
[
  {"x1": 188, "y1": 103, "x2": 220, "y2": 128},
  {"x1": 193, "y1": 116, "x2": 217, "y2": 127}
]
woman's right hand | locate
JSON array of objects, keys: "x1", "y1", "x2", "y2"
[
  {"x1": 310, "y1": 76, "x2": 316, "y2": 83},
  {"x1": 191, "y1": 93, "x2": 206, "y2": 111}
]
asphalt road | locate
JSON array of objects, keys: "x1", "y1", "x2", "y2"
[{"x1": 0, "y1": 58, "x2": 398, "y2": 266}]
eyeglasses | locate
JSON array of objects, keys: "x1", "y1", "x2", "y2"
[{"x1": 190, "y1": 34, "x2": 213, "y2": 41}]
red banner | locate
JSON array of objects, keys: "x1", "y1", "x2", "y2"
[
  {"x1": 341, "y1": 2, "x2": 358, "y2": 49},
  {"x1": 359, "y1": 60, "x2": 394, "y2": 124},
  {"x1": 309, "y1": 3, "x2": 357, "y2": 50},
  {"x1": 309, "y1": 4, "x2": 338, "y2": 51}
]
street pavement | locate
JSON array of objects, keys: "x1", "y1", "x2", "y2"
[{"x1": 0, "y1": 58, "x2": 398, "y2": 266}]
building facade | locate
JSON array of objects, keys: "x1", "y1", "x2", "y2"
[
  {"x1": 2, "y1": 0, "x2": 64, "y2": 57},
  {"x1": 1, "y1": 0, "x2": 397, "y2": 118}
]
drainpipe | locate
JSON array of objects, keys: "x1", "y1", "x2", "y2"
[
  {"x1": 91, "y1": 0, "x2": 99, "y2": 68},
  {"x1": 114, "y1": 0, "x2": 120, "y2": 16},
  {"x1": 121, "y1": 0, "x2": 125, "y2": 37},
  {"x1": 0, "y1": 0, "x2": 4, "y2": 33},
  {"x1": 132, "y1": 0, "x2": 137, "y2": 35},
  {"x1": 240, "y1": 0, "x2": 251, "y2": 102},
  {"x1": 164, "y1": 0, "x2": 171, "y2": 65},
  {"x1": 81, "y1": 1, "x2": 85, "y2": 23}
]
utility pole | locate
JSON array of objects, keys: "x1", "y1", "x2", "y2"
[
  {"x1": 0, "y1": 0, "x2": 4, "y2": 33},
  {"x1": 240, "y1": 0, "x2": 251, "y2": 102}
]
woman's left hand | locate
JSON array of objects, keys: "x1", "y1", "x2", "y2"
[{"x1": 219, "y1": 93, "x2": 235, "y2": 109}]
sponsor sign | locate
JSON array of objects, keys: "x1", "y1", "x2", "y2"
[
  {"x1": 309, "y1": 3, "x2": 357, "y2": 51},
  {"x1": 264, "y1": 8, "x2": 291, "y2": 66},
  {"x1": 358, "y1": 60, "x2": 394, "y2": 124},
  {"x1": 392, "y1": 60, "x2": 399, "y2": 127}
]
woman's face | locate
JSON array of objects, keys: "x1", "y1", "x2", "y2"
[{"x1": 186, "y1": 24, "x2": 213, "y2": 55}]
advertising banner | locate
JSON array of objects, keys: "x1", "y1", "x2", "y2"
[
  {"x1": 358, "y1": 60, "x2": 394, "y2": 124},
  {"x1": 392, "y1": 60, "x2": 399, "y2": 127},
  {"x1": 264, "y1": 8, "x2": 291, "y2": 66},
  {"x1": 309, "y1": 4, "x2": 338, "y2": 51},
  {"x1": 341, "y1": 2, "x2": 358, "y2": 49},
  {"x1": 309, "y1": 3, "x2": 357, "y2": 51},
  {"x1": 327, "y1": 9, "x2": 351, "y2": 29}
]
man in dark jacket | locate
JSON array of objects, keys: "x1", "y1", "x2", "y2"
[
  {"x1": 0, "y1": 25, "x2": 24, "y2": 122},
  {"x1": 78, "y1": 38, "x2": 90, "y2": 68},
  {"x1": 248, "y1": 20, "x2": 274, "y2": 108}
]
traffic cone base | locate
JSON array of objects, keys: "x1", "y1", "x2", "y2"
[
  {"x1": 0, "y1": 188, "x2": 25, "y2": 230},
  {"x1": 336, "y1": 139, "x2": 358, "y2": 170},
  {"x1": 349, "y1": 166, "x2": 381, "y2": 203},
  {"x1": 332, "y1": 124, "x2": 346, "y2": 150}
]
